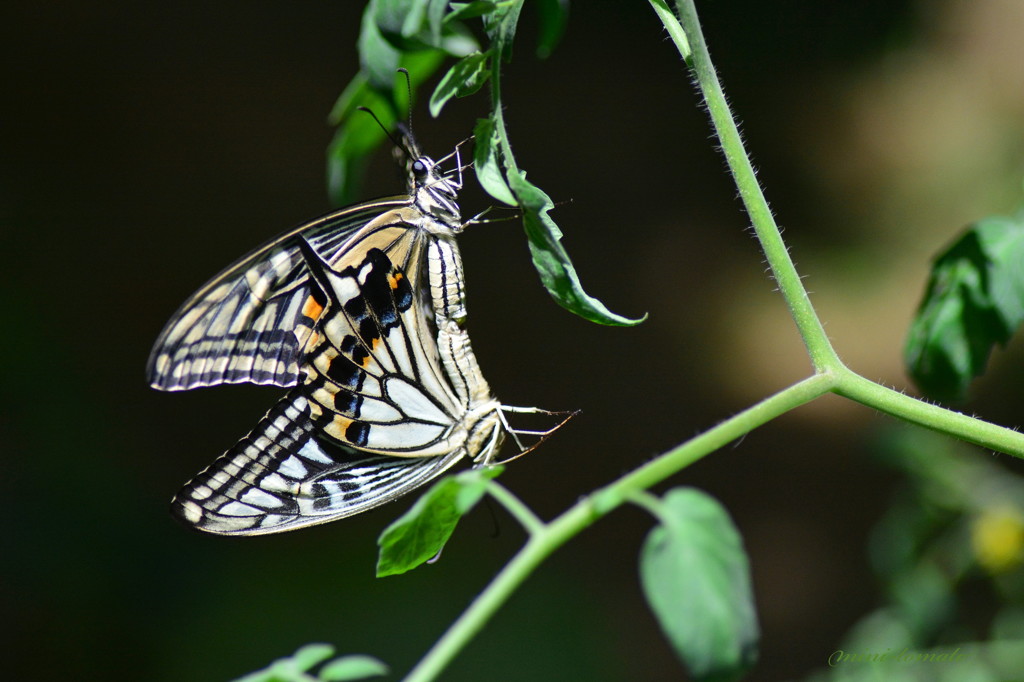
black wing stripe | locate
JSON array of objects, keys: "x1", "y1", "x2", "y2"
[
  {"x1": 171, "y1": 390, "x2": 466, "y2": 535},
  {"x1": 294, "y1": 238, "x2": 462, "y2": 453},
  {"x1": 148, "y1": 201, "x2": 406, "y2": 391}
]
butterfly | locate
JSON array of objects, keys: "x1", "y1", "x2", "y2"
[{"x1": 148, "y1": 131, "x2": 569, "y2": 535}]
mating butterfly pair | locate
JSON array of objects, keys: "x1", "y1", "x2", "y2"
[{"x1": 148, "y1": 132, "x2": 565, "y2": 535}]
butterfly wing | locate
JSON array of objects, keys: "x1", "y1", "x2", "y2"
[
  {"x1": 171, "y1": 390, "x2": 465, "y2": 534},
  {"x1": 171, "y1": 227, "x2": 479, "y2": 533},
  {"x1": 147, "y1": 198, "x2": 407, "y2": 391},
  {"x1": 296, "y1": 237, "x2": 469, "y2": 456}
]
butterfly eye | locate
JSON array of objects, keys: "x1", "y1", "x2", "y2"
[{"x1": 411, "y1": 159, "x2": 429, "y2": 178}]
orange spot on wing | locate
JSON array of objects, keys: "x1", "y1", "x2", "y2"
[
  {"x1": 329, "y1": 415, "x2": 353, "y2": 439},
  {"x1": 302, "y1": 295, "x2": 325, "y2": 321},
  {"x1": 389, "y1": 272, "x2": 404, "y2": 290}
]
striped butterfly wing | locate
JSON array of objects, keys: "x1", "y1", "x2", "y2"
[
  {"x1": 171, "y1": 391, "x2": 466, "y2": 534},
  {"x1": 147, "y1": 198, "x2": 408, "y2": 391},
  {"x1": 172, "y1": 387, "x2": 468, "y2": 532},
  {"x1": 297, "y1": 238, "x2": 473, "y2": 456},
  {"x1": 171, "y1": 226, "x2": 475, "y2": 534}
]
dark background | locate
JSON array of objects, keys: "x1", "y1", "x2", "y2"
[{"x1": 6, "y1": 1, "x2": 1024, "y2": 680}]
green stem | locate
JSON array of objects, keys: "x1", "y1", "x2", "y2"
[
  {"x1": 402, "y1": 532, "x2": 548, "y2": 682},
  {"x1": 832, "y1": 368, "x2": 1024, "y2": 457},
  {"x1": 627, "y1": 490, "x2": 680, "y2": 529},
  {"x1": 489, "y1": 52, "x2": 519, "y2": 180},
  {"x1": 663, "y1": 0, "x2": 1024, "y2": 458},
  {"x1": 402, "y1": 375, "x2": 832, "y2": 681},
  {"x1": 670, "y1": 0, "x2": 838, "y2": 372},
  {"x1": 647, "y1": 0, "x2": 691, "y2": 61},
  {"x1": 486, "y1": 481, "x2": 545, "y2": 535},
  {"x1": 592, "y1": 374, "x2": 832, "y2": 512},
  {"x1": 626, "y1": 489, "x2": 666, "y2": 518}
]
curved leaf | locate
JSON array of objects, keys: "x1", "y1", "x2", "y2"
[
  {"x1": 905, "y1": 212, "x2": 1024, "y2": 402},
  {"x1": 473, "y1": 117, "x2": 516, "y2": 205},
  {"x1": 376, "y1": 466, "x2": 503, "y2": 577},
  {"x1": 429, "y1": 51, "x2": 490, "y2": 117},
  {"x1": 482, "y1": 0, "x2": 523, "y2": 62},
  {"x1": 445, "y1": 2, "x2": 500, "y2": 25},
  {"x1": 639, "y1": 488, "x2": 759, "y2": 682},
  {"x1": 232, "y1": 644, "x2": 336, "y2": 682},
  {"x1": 318, "y1": 655, "x2": 389, "y2": 681},
  {"x1": 508, "y1": 170, "x2": 646, "y2": 326},
  {"x1": 358, "y1": 1, "x2": 402, "y2": 92}
]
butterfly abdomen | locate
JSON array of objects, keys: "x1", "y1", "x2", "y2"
[{"x1": 427, "y1": 236, "x2": 468, "y2": 325}]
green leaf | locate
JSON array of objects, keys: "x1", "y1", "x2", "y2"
[
  {"x1": 326, "y1": 89, "x2": 394, "y2": 206},
  {"x1": 472, "y1": 117, "x2": 516, "y2": 206},
  {"x1": 426, "y1": 0, "x2": 450, "y2": 44},
  {"x1": 318, "y1": 655, "x2": 389, "y2": 681},
  {"x1": 366, "y1": 0, "x2": 479, "y2": 55},
  {"x1": 399, "y1": 0, "x2": 428, "y2": 38},
  {"x1": 979, "y1": 214, "x2": 1024, "y2": 329},
  {"x1": 376, "y1": 466, "x2": 503, "y2": 577},
  {"x1": 639, "y1": 488, "x2": 759, "y2": 682},
  {"x1": 327, "y1": 72, "x2": 376, "y2": 127},
  {"x1": 482, "y1": 0, "x2": 523, "y2": 62},
  {"x1": 233, "y1": 644, "x2": 336, "y2": 682},
  {"x1": 360, "y1": 0, "x2": 462, "y2": 91},
  {"x1": 445, "y1": 1, "x2": 500, "y2": 25},
  {"x1": 326, "y1": 50, "x2": 447, "y2": 205},
  {"x1": 429, "y1": 51, "x2": 491, "y2": 117},
  {"x1": 506, "y1": 170, "x2": 646, "y2": 326},
  {"x1": 535, "y1": 0, "x2": 569, "y2": 58},
  {"x1": 905, "y1": 212, "x2": 1024, "y2": 402},
  {"x1": 291, "y1": 645, "x2": 337, "y2": 673},
  {"x1": 358, "y1": 1, "x2": 402, "y2": 92},
  {"x1": 370, "y1": 0, "x2": 428, "y2": 47}
]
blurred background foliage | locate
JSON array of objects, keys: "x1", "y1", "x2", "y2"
[{"x1": 5, "y1": 1, "x2": 1024, "y2": 680}]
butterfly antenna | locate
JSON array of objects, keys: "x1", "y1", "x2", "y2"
[
  {"x1": 356, "y1": 106, "x2": 412, "y2": 159},
  {"x1": 397, "y1": 67, "x2": 414, "y2": 138}
]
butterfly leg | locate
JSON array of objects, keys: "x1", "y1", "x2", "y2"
[{"x1": 491, "y1": 406, "x2": 579, "y2": 464}]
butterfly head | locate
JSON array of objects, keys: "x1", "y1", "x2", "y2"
[
  {"x1": 390, "y1": 120, "x2": 463, "y2": 224},
  {"x1": 409, "y1": 155, "x2": 462, "y2": 224}
]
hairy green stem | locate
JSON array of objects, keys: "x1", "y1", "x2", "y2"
[
  {"x1": 402, "y1": 376, "x2": 831, "y2": 681},
  {"x1": 592, "y1": 374, "x2": 832, "y2": 511},
  {"x1": 832, "y1": 368, "x2": 1024, "y2": 457},
  {"x1": 667, "y1": 0, "x2": 1024, "y2": 457},
  {"x1": 671, "y1": 0, "x2": 838, "y2": 371}
]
